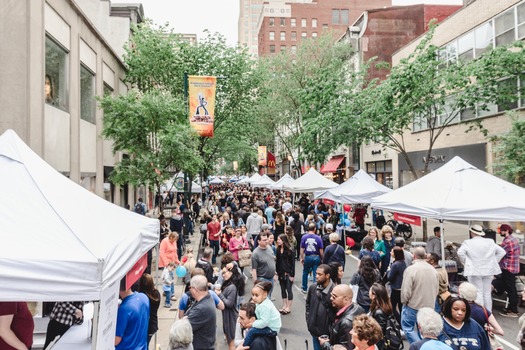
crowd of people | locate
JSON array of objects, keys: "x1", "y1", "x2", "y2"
[{"x1": 2, "y1": 183, "x2": 524, "y2": 350}]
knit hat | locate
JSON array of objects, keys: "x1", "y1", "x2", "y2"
[{"x1": 499, "y1": 224, "x2": 513, "y2": 233}]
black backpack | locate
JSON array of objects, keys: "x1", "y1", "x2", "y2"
[{"x1": 383, "y1": 314, "x2": 403, "y2": 350}]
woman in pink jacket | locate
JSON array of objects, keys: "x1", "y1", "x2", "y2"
[{"x1": 159, "y1": 232, "x2": 180, "y2": 269}]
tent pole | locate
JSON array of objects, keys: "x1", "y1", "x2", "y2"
[
  {"x1": 440, "y1": 219, "x2": 445, "y2": 262},
  {"x1": 91, "y1": 301, "x2": 100, "y2": 350}
]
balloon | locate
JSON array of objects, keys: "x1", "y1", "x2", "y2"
[
  {"x1": 344, "y1": 219, "x2": 351, "y2": 226},
  {"x1": 346, "y1": 237, "x2": 355, "y2": 248},
  {"x1": 175, "y1": 265, "x2": 187, "y2": 278},
  {"x1": 343, "y1": 204, "x2": 351, "y2": 212}
]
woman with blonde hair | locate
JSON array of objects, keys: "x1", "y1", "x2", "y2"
[
  {"x1": 366, "y1": 226, "x2": 387, "y2": 262},
  {"x1": 159, "y1": 232, "x2": 180, "y2": 269},
  {"x1": 380, "y1": 225, "x2": 395, "y2": 276}
]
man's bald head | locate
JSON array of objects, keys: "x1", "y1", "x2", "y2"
[
  {"x1": 331, "y1": 284, "x2": 353, "y2": 309},
  {"x1": 413, "y1": 247, "x2": 427, "y2": 260}
]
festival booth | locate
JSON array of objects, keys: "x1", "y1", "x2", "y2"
[
  {"x1": 251, "y1": 174, "x2": 276, "y2": 188},
  {"x1": 209, "y1": 176, "x2": 225, "y2": 185},
  {"x1": 0, "y1": 130, "x2": 159, "y2": 349},
  {"x1": 314, "y1": 169, "x2": 392, "y2": 203},
  {"x1": 246, "y1": 173, "x2": 262, "y2": 185},
  {"x1": 236, "y1": 176, "x2": 250, "y2": 185},
  {"x1": 283, "y1": 168, "x2": 337, "y2": 193},
  {"x1": 162, "y1": 172, "x2": 202, "y2": 193},
  {"x1": 268, "y1": 173, "x2": 294, "y2": 191},
  {"x1": 371, "y1": 156, "x2": 525, "y2": 259}
]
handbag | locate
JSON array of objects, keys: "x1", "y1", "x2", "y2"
[
  {"x1": 482, "y1": 307, "x2": 503, "y2": 350},
  {"x1": 238, "y1": 249, "x2": 252, "y2": 267}
]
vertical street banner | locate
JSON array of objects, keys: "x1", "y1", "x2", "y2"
[
  {"x1": 258, "y1": 146, "x2": 267, "y2": 166},
  {"x1": 267, "y1": 151, "x2": 276, "y2": 175},
  {"x1": 188, "y1": 75, "x2": 217, "y2": 137}
]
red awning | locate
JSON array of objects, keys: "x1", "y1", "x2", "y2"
[{"x1": 320, "y1": 156, "x2": 345, "y2": 174}]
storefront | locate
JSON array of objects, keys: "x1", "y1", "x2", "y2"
[
  {"x1": 398, "y1": 143, "x2": 487, "y2": 186},
  {"x1": 366, "y1": 160, "x2": 393, "y2": 189},
  {"x1": 321, "y1": 156, "x2": 346, "y2": 184}
]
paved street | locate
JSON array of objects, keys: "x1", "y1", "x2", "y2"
[{"x1": 152, "y1": 228, "x2": 523, "y2": 350}]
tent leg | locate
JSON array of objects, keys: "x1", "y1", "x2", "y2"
[
  {"x1": 91, "y1": 301, "x2": 99, "y2": 350},
  {"x1": 440, "y1": 220, "x2": 445, "y2": 262}
]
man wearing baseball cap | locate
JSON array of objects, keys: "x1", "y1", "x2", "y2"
[{"x1": 497, "y1": 224, "x2": 520, "y2": 317}]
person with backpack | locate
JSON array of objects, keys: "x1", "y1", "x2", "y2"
[
  {"x1": 369, "y1": 283, "x2": 403, "y2": 350},
  {"x1": 322, "y1": 232, "x2": 345, "y2": 271},
  {"x1": 134, "y1": 197, "x2": 146, "y2": 215}
]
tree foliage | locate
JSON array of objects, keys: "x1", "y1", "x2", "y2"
[
  {"x1": 339, "y1": 25, "x2": 525, "y2": 179},
  {"x1": 101, "y1": 21, "x2": 262, "y2": 189},
  {"x1": 254, "y1": 33, "x2": 354, "y2": 169},
  {"x1": 493, "y1": 112, "x2": 525, "y2": 184}
]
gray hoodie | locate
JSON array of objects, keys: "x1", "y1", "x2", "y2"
[{"x1": 246, "y1": 212, "x2": 263, "y2": 239}]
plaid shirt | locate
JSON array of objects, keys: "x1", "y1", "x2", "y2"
[
  {"x1": 500, "y1": 235, "x2": 520, "y2": 274},
  {"x1": 50, "y1": 302, "x2": 84, "y2": 326}
]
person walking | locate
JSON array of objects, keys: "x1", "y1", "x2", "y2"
[
  {"x1": 457, "y1": 224, "x2": 505, "y2": 312},
  {"x1": 387, "y1": 247, "x2": 407, "y2": 325},
  {"x1": 207, "y1": 214, "x2": 221, "y2": 265},
  {"x1": 276, "y1": 234, "x2": 295, "y2": 315},
  {"x1": 301, "y1": 222, "x2": 324, "y2": 293},
  {"x1": 497, "y1": 223, "x2": 521, "y2": 318},
  {"x1": 400, "y1": 247, "x2": 439, "y2": 344}
]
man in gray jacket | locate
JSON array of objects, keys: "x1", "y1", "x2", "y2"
[
  {"x1": 246, "y1": 207, "x2": 263, "y2": 246},
  {"x1": 401, "y1": 247, "x2": 439, "y2": 344},
  {"x1": 426, "y1": 226, "x2": 442, "y2": 259}
]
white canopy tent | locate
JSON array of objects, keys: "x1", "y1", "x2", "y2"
[
  {"x1": 251, "y1": 174, "x2": 276, "y2": 188},
  {"x1": 268, "y1": 173, "x2": 294, "y2": 190},
  {"x1": 371, "y1": 156, "x2": 525, "y2": 258},
  {"x1": 284, "y1": 168, "x2": 338, "y2": 193},
  {"x1": 0, "y1": 129, "x2": 159, "y2": 302},
  {"x1": 314, "y1": 169, "x2": 392, "y2": 203},
  {"x1": 209, "y1": 177, "x2": 225, "y2": 185},
  {"x1": 247, "y1": 173, "x2": 262, "y2": 184},
  {"x1": 236, "y1": 176, "x2": 249, "y2": 185}
]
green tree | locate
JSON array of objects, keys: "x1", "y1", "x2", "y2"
[
  {"x1": 493, "y1": 112, "x2": 525, "y2": 185},
  {"x1": 343, "y1": 26, "x2": 525, "y2": 179},
  {"x1": 254, "y1": 33, "x2": 354, "y2": 170},
  {"x1": 101, "y1": 22, "x2": 262, "y2": 197}
]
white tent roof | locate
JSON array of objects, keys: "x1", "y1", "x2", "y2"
[
  {"x1": 284, "y1": 168, "x2": 338, "y2": 193},
  {"x1": 371, "y1": 156, "x2": 525, "y2": 221},
  {"x1": 314, "y1": 169, "x2": 392, "y2": 203},
  {"x1": 268, "y1": 173, "x2": 294, "y2": 190},
  {"x1": 209, "y1": 177, "x2": 225, "y2": 185},
  {"x1": 0, "y1": 130, "x2": 159, "y2": 301},
  {"x1": 247, "y1": 173, "x2": 262, "y2": 184},
  {"x1": 236, "y1": 176, "x2": 249, "y2": 185},
  {"x1": 251, "y1": 174, "x2": 276, "y2": 188}
]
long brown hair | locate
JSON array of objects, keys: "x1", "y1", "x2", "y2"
[
  {"x1": 139, "y1": 273, "x2": 160, "y2": 302},
  {"x1": 369, "y1": 283, "x2": 392, "y2": 315}
]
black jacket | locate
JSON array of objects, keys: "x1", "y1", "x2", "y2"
[
  {"x1": 322, "y1": 303, "x2": 365, "y2": 350},
  {"x1": 305, "y1": 282, "x2": 335, "y2": 337}
]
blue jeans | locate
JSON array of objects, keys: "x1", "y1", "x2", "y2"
[
  {"x1": 243, "y1": 326, "x2": 276, "y2": 346},
  {"x1": 209, "y1": 240, "x2": 220, "y2": 264},
  {"x1": 311, "y1": 336, "x2": 321, "y2": 350},
  {"x1": 163, "y1": 284, "x2": 174, "y2": 307},
  {"x1": 401, "y1": 305, "x2": 421, "y2": 344},
  {"x1": 302, "y1": 255, "x2": 321, "y2": 292}
]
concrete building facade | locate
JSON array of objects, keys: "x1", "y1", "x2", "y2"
[
  {"x1": 0, "y1": 0, "x2": 142, "y2": 205},
  {"x1": 387, "y1": 0, "x2": 525, "y2": 187}
]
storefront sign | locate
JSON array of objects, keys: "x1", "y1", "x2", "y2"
[
  {"x1": 394, "y1": 212, "x2": 421, "y2": 226},
  {"x1": 371, "y1": 150, "x2": 381, "y2": 155},
  {"x1": 422, "y1": 155, "x2": 446, "y2": 164}
]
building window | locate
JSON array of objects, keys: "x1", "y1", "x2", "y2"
[
  {"x1": 312, "y1": 32, "x2": 318, "y2": 38},
  {"x1": 291, "y1": 18, "x2": 296, "y2": 27},
  {"x1": 302, "y1": 32, "x2": 307, "y2": 38},
  {"x1": 291, "y1": 45, "x2": 297, "y2": 54},
  {"x1": 332, "y1": 9, "x2": 340, "y2": 24},
  {"x1": 341, "y1": 9, "x2": 349, "y2": 24},
  {"x1": 366, "y1": 161, "x2": 393, "y2": 188},
  {"x1": 495, "y1": 8, "x2": 516, "y2": 46},
  {"x1": 280, "y1": 31, "x2": 286, "y2": 40},
  {"x1": 270, "y1": 45, "x2": 275, "y2": 53},
  {"x1": 80, "y1": 64, "x2": 95, "y2": 124},
  {"x1": 518, "y1": 2, "x2": 525, "y2": 39},
  {"x1": 291, "y1": 31, "x2": 297, "y2": 41},
  {"x1": 269, "y1": 17, "x2": 275, "y2": 26},
  {"x1": 269, "y1": 31, "x2": 275, "y2": 40},
  {"x1": 45, "y1": 35, "x2": 69, "y2": 111},
  {"x1": 457, "y1": 32, "x2": 474, "y2": 62},
  {"x1": 322, "y1": 24, "x2": 328, "y2": 29},
  {"x1": 474, "y1": 22, "x2": 493, "y2": 58},
  {"x1": 301, "y1": 18, "x2": 307, "y2": 27},
  {"x1": 312, "y1": 18, "x2": 317, "y2": 27},
  {"x1": 280, "y1": 45, "x2": 286, "y2": 52},
  {"x1": 280, "y1": 17, "x2": 286, "y2": 26},
  {"x1": 497, "y1": 77, "x2": 519, "y2": 112}
]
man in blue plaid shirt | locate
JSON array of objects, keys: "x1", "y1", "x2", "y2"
[{"x1": 43, "y1": 301, "x2": 84, "y2": 349}]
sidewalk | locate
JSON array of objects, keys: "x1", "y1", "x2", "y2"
[{"x1": 150, "y1": 228, "x2": 202, "y2": 350}]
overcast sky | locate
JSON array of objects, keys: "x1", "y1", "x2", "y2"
[{"x1": 112, "y1": 0, "x2": 240, "y2": 45}]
